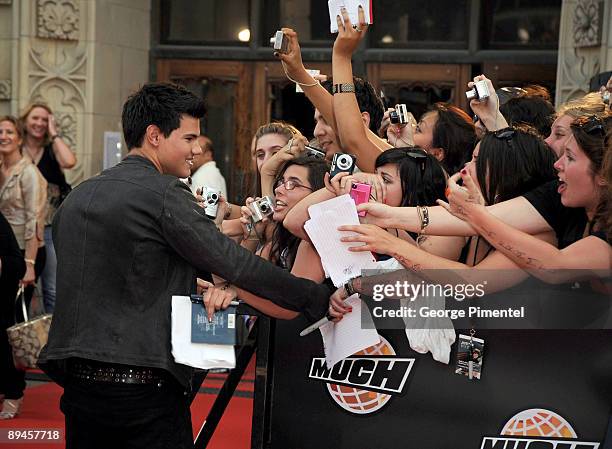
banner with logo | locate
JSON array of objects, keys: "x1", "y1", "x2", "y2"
[{"x1": 262, "y1": 322, "x2": 611, "y2": 448}]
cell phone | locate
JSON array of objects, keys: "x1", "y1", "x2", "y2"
[{"x1": 350, "y1": 182, "x2": 372, "y2": 217}]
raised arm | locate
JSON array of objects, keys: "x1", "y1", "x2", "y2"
[
  {"x1": 48, "y1": 114, "x2": 76, "y2": 168},
  {"x1": 332, "y1": 9, "x2": 391, "y2": 172},
  {"x1": 467, "y1": 75, "x2": 509, "y2": 132},
  {"x1": 331, "y1": 10, "x2": 390, "y2": 166},
  {"x1": 276, "y1": 28, "x2": 337, "y2": 132}
]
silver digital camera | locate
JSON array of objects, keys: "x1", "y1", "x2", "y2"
[
  {"x1": 389, "y1": 104, "x2": 409, "y2": 125},
  {"x1": 202, "y1": 186, "x2": 220, "y2": 219},
  {"x1": 270, "y1": 30, "x2": 289, "y2": 54},
  {"x1": 249, "y1": 196, "x2": 275, "y2": 223},
  {"x1": 330, "y1": 153, "x2": 356, "y2": 178},
  {"x1": 466, "y1": 80, "x2": 490, "y2": 101}
]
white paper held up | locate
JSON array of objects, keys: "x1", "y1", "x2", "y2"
[
  {"x1": 319, "y1": 294, "x2": 380, "y2": 368},
  {"x1": 171, "y1": 296, "x2": 235, "y2": 370},
  {"x1": 328, "y1": 0, "x2": 373, "y2": 33},
  {"x1": 304, "y1": 194, "x2": 376, "y2": 287}
]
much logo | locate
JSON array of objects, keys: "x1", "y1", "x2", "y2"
[
  {"x1": 481, "y1": 408, "x2": 600, "y2": 449},
  {"x1": 308, "y1": 336, "x2": 414, "y2": 415}
]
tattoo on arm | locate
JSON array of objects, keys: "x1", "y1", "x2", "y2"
[{"x1": 392, "y1": 253, "x2": 423, "y2": 272}]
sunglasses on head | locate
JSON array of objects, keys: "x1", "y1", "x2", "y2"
[
  {"x1": 491, "y1": 127, "x2": 516, "y2": 150},
  {"x1": 401, "y1": 149, "x2": 428, "y2": 174},
  {"x1": 573, "y1": 115, "x2": 606, "y2": 136}
]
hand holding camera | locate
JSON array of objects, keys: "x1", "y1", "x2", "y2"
[
  {"x1": 329, "y1": 152, "x2": 357, "y2": 178},
  {"x1": 272, "y1": 28, "x2": 313, "y2": 84},
  {"x1": 240, "y1": 197, "x2": 272, "y2": 241},
  {"x1": 195, "y1": 186, "x2": 222, "y2": 220},
  {"x1": 324, "y1": 171, "x2": 354, "y2": 197},
  {"x1": 380, "y1": 105, "x2": 416, "y2": 147},
  {"x1": 467, "y1": 75, "x2": 507, "y2": 131}
]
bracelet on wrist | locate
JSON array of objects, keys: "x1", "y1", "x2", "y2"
[
  {"x1": 24, "y1": 258, "x2": 36, "y2": 266},
  {"x1": 224, "y1": 203, "x2": 233, "y2": 219},
  {"x1": 50, "y1": 134, "x2": 61, "y2": 142},
  {"x1": 344, "y1": 276, "x2": 360, "y2": 297}
]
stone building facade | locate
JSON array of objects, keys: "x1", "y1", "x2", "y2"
[{"x1": 0, "y1": 0, "x2": 610, "y2": 185}]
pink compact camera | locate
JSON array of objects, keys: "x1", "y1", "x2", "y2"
[{"x1": 350, "y1": 182, "x2": 372, "y2": 217}]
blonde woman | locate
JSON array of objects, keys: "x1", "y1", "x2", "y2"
[
  {"x1": 0, "y1": 115, "x2": 47, "y2": 419},
  {"x1": 20, "y1": 103, "x2": 75, "y2": 313}
]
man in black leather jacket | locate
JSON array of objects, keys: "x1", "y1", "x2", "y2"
[{"x1": 38, "y1": 83, "x2": 332, "y2": 449}]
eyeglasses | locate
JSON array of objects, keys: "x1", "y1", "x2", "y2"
[
  {"x1": 573, "y1": 115, "x2": 606, "y2": 136},
  {"x1": 274, "y1": 179, "x2": 312, "y2": 191},
  {"x1": 493, "y1": 127, "x2": 516, "y2": 150}
]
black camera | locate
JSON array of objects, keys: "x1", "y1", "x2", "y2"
[
  {"x1": 329, "y1": 153, "x2": 356, "y2": 178},
  {"x1": 389, "y1": 104, "x2": 409, "y2": 125},
  {"x1": 270, "y1": 30, "x2": 289, "y2": 54}
]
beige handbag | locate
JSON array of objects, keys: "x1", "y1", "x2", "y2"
[{"x1": 6, "y1": 286, "x2": 52, "y2": 371}]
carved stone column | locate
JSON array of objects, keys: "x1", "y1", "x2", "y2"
[
  {"x1": 555, "y1": 0, "x2": 612, "y2": 106},
  {"x1": 10, "y1": 0, "x2": 150, "y2": 185}
]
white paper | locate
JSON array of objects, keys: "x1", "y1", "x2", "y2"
[
  {"x1": 296, "y1": 69, "x2": 320, "y2": 93},
  {"x1": 328, "y1": 0, "x2": 373, "y2": 33},
  {"x1": 171, "y1": 296, "x2": 235, "y2": 370},
  {"x1": 319, "y1": 294, "x2": 380, "y2": 368},
  {"x1": 370, "y1": 258, "x2": 456, "y2": 364},
  {"x1": 304, "y1": 195, "x2": 376, "y2": 287}
]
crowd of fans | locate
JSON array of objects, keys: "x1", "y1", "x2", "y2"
[
  {"x1": 201, "y1": 13, "x2": 610, "y2": 321},
  {"x1": 0, "y1": 10, "x2": 610, "y2": 430}
]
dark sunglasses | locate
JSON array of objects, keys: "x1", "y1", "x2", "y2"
[
  {"x1": 402, "y1": 149, "x2": 428, "y2": 173},
  {"x1": 492, "y1": 127, "x2": 516, "y2": 150},
  {"x1": 573, "y1": 115, "x2": 606, "y2": 136}
]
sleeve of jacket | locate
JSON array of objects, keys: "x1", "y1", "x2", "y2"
[
  {"x1": 160, "y1": 180, "x2": 331, "y2": 322},
  {"x1": 0, "y1": 212, "x2": 26, "y2": 282}
]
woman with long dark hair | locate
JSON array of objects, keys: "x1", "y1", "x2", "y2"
[{"x1": 329, "y1": 125, "x2": 558, "y2": 316}]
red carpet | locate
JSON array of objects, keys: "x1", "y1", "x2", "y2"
[{"x1": 0, "y1": 361, "x2": 254, "y2": 448}]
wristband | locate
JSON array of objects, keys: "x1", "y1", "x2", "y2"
[
  {"x1": 344, "y1": 276, "x2": 359, "y2": 297},
  {"x1": 24, "y1": 258, "x2": 35, "y2": 266},
  {"x1": 333, "y1": 83, "x2": 355, "y2": 94}
]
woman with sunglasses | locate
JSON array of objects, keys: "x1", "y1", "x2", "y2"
[
  {"x1": 440, "y1": 114, "x2": 611, "y2": 284},
  {"x1": 330, "y1": 147, "x2": 466, "y2": 261},
  {"x1": 329, "y1": 126, "x2": 557, "y2": 314}
]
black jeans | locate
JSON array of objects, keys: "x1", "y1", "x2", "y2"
[
  {"x1": 0, "y1": 280, "x2": 24, "y2": 399},
  {"x1": 61, "y1": 371, "x2": 194, "y2": 449}
]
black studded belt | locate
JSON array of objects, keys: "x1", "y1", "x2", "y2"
[{"x1": 68, "y1": 359, "x2": 166, "y2": 386}]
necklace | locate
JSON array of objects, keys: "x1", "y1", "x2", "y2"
[{"x1": 23, "y1": 141, "x2": 44, "y2": 164}]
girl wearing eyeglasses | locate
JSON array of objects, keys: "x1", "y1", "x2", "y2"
[{"x1": 219, "y1": 156, "x2": 331, "y2": 319}]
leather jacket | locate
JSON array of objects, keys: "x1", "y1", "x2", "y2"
[{"x1": 39, "y1": 155, "x2": 331, "y2": 387}]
